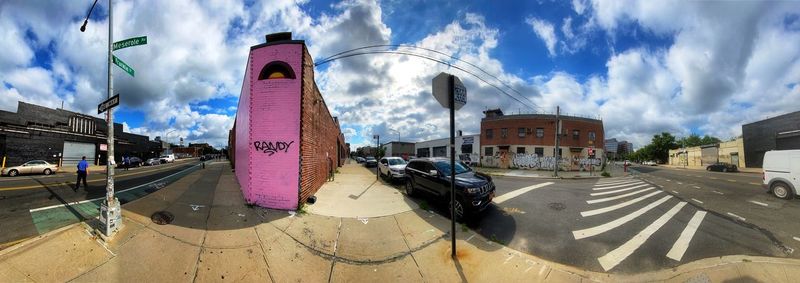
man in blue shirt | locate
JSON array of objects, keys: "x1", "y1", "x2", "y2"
[{"x1": 75, "y1": 156, "x2": 89, "y2": 191}]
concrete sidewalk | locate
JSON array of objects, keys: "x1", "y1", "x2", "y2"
[{"x1": 1, "y1": 162, "x2": 798, "y2": 282}]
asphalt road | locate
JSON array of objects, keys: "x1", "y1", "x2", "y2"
[
  {"x1": 364, "y1": 162, "x2": 793, "y2": 273},
  {"x1": 0, "y1": 159, "x2": 201, "y2": 248}
]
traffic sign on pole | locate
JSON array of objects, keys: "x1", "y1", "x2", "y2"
[
  {"x1": 112, "y1": 55, "x2": 135, "y2": 77},
  {"x1": 432, "y1": 72, "x2": 467, "y2": 110},
  {"x1": 98, "y1": 94, "x2": 120, "y2": 114},
  {"x1": 112, "y1": 36, "x2": 147, "y2": 51}
]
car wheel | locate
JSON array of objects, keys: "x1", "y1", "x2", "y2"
[
  {"x1": 43, "y1": 169, "x2": 52, "y2": 175},
  {"x1": 449, "y1": 197, "x2": 465, "y2": 221},
  {"x1": 405, "y1": 179, "x2": 415, "y2": 196},
  {"x1": 772, "y1": 182, "x2": 793, "y2": 200},
  {"x1": 706, "y1": 167, "x2": 711, "y2": 171},
  {"x1": 8, "y1": 169, "x2": 18, "y2": 177},
  {"x1": 722, "y1": 168, "x2": 727, "y2": 172}
]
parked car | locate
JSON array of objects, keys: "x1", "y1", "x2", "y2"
[
  {"x1": 763, "y1": 150, "x2": 800, "y2": 199},
  {"x1": 404, "y1": 158, "x2": 496, "y2": 220},
  {"x1": 144, "y1": 158, "x2": 162, "y2": 166},
  {"x1": 160, "y1": 154, "x2": 176, "y2": 163},
  {"x1": 642, "y1": 161, "x2": 657, "y2": 166},
  {"x1": 706, "y1": 162, "x2": 737, "y2": 172},
  {"x1": 364, "y1": 157, "x2": 378, "y2": 167},
  {"x1": 2, "y1": 160, "x2": 59, "y2": 177},
  {"x1": 354, "y1": 157, "x2": 365, "y2": 163},
  {"x1": 378, "y1": 157, "x2": 407, "y2": 181}
]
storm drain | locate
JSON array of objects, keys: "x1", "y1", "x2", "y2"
[
  {"x1": 548, "y1": 202, "x2": 566, "y2": 211},
  {"x1": 151, "y1": 211, "x2": 175, "y2": 225}
]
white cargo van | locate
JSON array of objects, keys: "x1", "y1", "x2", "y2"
[{"x1": 762, "y1": 150, "x2": 800, "y2": 199}]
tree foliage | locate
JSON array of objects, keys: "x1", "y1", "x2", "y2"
[{"x1": 677, "y1": 134, "x2": 721, "y2": 147}]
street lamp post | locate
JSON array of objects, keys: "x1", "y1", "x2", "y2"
[
  {"x1": 373, "y1": 135, "x2": 380, "y2": 180},
  {"x1": 81, "y1": 0, "x2": 121, "y2": 238}
]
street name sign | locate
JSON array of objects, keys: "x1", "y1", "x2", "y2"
[
  {"x1": 113, "y1": 36, "x2": 147, "y2": 51},
  {"x1": 112, "y1": 56, "x2": 135, "y2": 77},
  {"x1": 432, "y1": 72, "x2": 467, "y2": 110},
  {"x1": 98, "y1": 94, "x2": 120, "y2": 114}
]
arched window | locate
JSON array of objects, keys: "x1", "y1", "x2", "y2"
[{"x1": 258, "y1": 61, "x2": 296, "y2": 80}]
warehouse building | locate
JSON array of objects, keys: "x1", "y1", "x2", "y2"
[
  {"x1": 415, "y1": 133, "x2": 480, "y2": 164},
  {"x1": 381, "y1": 141, "x2": 415, "y2": 159},
  {"x1": 742, "y1": 111, "x2": 800, "y2": 168},
  {"x1": 0, "y1": 101, "x2": 161, "y2": 168}
]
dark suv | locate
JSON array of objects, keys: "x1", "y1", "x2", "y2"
[{"x1": 404, "y1": 158, "x2": 495, "y2": 220}]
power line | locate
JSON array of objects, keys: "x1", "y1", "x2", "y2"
[
  {"x1": 315, "y1": 48, "x2": 542, "y2": 112},
  {"x1": 316, "y1": 50, "x2": 540, "y2": 111}
]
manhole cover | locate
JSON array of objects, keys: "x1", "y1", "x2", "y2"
[
  {"x1": 548, "y1": 202, "x2": 566, "y2": 211},
  {"x1": 151, "y1": 211, "x2": 175, "y2": 225}
]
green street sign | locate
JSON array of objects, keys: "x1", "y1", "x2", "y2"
[
  {"x1": 112, "y1": 55, "x2": 135, "y2": 77},
  {"x1": 113, "y1": 36, "x2": 147, "y2": 51}
]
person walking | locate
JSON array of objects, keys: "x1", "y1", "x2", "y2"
[
  {"x1": 123, "y1": 156, "x2": 130, "y2": 171},
  {"x1": 75, "y1": 156, "x2": 89, "y2": 191}
]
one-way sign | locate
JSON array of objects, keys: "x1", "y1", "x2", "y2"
[{"x1": 98, "y1": 94, "x2": 120, "y2": 114}]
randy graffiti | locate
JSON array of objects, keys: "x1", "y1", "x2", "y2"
[
  {"x1": 482, "y1": 153, "x2": 602, "y2": 171},
  {"x1": 252, "y1": 140, "x2": 295, "y2": 156}
]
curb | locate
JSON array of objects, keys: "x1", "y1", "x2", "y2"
[{"x1": 0, "y1": 222, "x2": 83, "y2": 257}]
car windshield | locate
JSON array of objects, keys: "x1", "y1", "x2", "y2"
[
  {"x1": 433, "y1": 160, "x2": 471, "y2": 175},
  {"x1": 387, "y1": 159, "x2": 406, "y2": 165},
  {"x1": 366, "y1": 157, "x2": 376, "y2": 161}
]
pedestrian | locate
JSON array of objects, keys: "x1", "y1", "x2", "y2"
[
  {"x1": 123, "y1": 156, "x2": 130, "y2": 171},
  {"x1": 75, "y1": 156, "x2": 89, "y2": 191}
]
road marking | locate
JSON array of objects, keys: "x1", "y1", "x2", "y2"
[
  {"x1": 727, "y1": 179, "x2": 736, "y2": 183},
  {"x1": 709, "y1": 177, "x2": 719, "y2": 180},
  {"x1": 597, "y1": 202, "x2": 687, "y2": 271},
  {"x1": 666, "y1": 210, "x2": 707, "y2": 261},
  {"x1": 794, "y1": 237, "x2": 800, "y2": 242},
  {"x1": 748, "y1": 200, "x2": 768, "y2": 207},
  {"x1": 677, "y1": 182, "x2": 683, "y2": 185},
  {"x1": 574, "y1": 195, "x2": 672, "y2": 239},
  {"x1": 581, "y1": 191, "x2": 662, "y2": 217},
  {"x1": 712, "y1": 190, "x2": 724, "y2": 195},
  {"x1": 587, "y1": 187, "x2": 657, "y2": 204},
  {"x1": 749, "y1": 182, "x2": 760, "y2": 185},
  {"x1": 29, "y1": 163, "x2": 201, "y2": 212},
  {"x1": 596, "y1": 179, "x2": 638, "y2": 186},
  {"x1": 0, "y1": 162, "x2": 191, "y2": 192},
  {"x1": 727, "y1": 212, "x2": 746, "y2": 222},
  {"x1": 665, "y1": 179, "x2": 671, "y2": 182},
  {"x1": 693, "y1": 186, "x2": 701, "y2": 189},
  {"x1": 593, "y1": 182, "x2": 646, "y2": 190},
  {"x1": 591, "y1": 184, "x2": 650, "y2": 196},
  {"x1": 691, "y1": 198, "x2": 703, "y2": 204},
  {"x1": 493, "y1": 182, "x2": 554, "y2": 204},
  {"x1": 672, "y1": 190, "x2": 679, "y2": 194}
]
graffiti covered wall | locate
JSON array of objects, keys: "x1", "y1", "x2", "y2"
[
  {"x1": 482, "y1": 153, "x2": 601, "y2": 171},
  {"x1": 235, "y1": 43, "x2": 304, "y2": 209}
]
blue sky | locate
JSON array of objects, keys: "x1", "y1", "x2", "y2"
[{"x1": 1, "y1": 0, "x2": 799, "y2": 148}]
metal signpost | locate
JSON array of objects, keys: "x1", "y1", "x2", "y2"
[
  {"x1": 374, "y1": 135, "x2": 380, "y2": 180},
  {"x1": 432, "y1": 72, "x2": 467, "y2": 258},
  {"x1": 81, "y1": 0, "x2": 148, "y2": 239}
]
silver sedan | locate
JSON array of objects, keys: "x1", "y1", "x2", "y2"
[{"x1": 2, "y1": 160, "x2": 59, "y2": 177}]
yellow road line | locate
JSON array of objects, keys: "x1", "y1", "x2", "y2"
[
  {"x1": 727, "y1": 179, "x2": 737, "y2": 182},
  {"x1": 0, "y1": 163, "x2": 191, "y2": 192},
  {"x1": 709, "y1": 177, "x2": 719, "y2": 180}
]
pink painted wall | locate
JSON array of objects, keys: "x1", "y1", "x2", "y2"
[{"x1": 235, "y1": 43, "x2": 303, "y2": 209}]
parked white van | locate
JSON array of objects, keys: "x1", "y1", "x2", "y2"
[
  {"x1": 762, "y1": 150, "x2": 800, "y2": 199},
  {"x1": 159, "y1": 154, "x2": 176, "y2": 163}
]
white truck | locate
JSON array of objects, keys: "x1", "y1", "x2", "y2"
[
  {"x1": 762, "y1": 150, "x2": 800, "y2": 199},
  {"x1": 159, "y1": 154, "x2": 176, "y2": 163}
]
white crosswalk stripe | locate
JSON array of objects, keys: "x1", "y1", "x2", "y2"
[
  {"x1": 597, "y1": 202, "x2": 687, "y2": 271},
  {"x1": 574, "y1": 195, "x2": 673, "y2": 239},
  {"x1": 666, "y1": 211, "x2": 707, "y2": 261},
  {"x1": 587, "y1": 187, "x2": 656, "y2": 204},
  {"x1": 493, "y1": 182, "x2": 553, "y2": 204},
  {"x1": 591, "y1": 184, "x2": 650, "y2": 195},
  {"x1": 580, "y1": 191, "x2": 662, "y2": 217},
  {"x1": 595, "y1": 179, "x2": 640, "y2": 186},
  {"x1": 596, "y1": 177, "x2": 636, "y2": 184},
  {"x1": 592, "y1": 181, "x2": 646, "y2": 190}
]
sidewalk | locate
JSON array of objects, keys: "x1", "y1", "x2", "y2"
[{"x1": 1, "y1": 162, "x2": 798, "y2": 282}]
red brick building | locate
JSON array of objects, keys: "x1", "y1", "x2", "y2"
[{"x1": 480, "y1": 109, "x2": 604, "y2": 169}]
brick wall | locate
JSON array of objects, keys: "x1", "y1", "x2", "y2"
[
  {"x1": 299, "y1": 47, "x2": 344, "y2": 204},
  {"x1": 480, "y1": 115, "x2": 604, "y2": 149}
]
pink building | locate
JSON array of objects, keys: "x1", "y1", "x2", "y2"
[{"x1": 230, "y1": 32, "x2": 347, "y2": 210}]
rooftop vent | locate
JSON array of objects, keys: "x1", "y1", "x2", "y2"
[{"x1": 266, "y1": 32, "x2": 292, "y2": 43}]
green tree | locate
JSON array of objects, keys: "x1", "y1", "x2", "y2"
[
  {"x1": 700, "y1": 135, "x2": 721, "y2": 145},
  {"x1": 648, "y1": 132, "x2": 678, "y2": 163}
]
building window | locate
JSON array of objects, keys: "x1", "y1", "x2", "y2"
[
  {"x1": 535, "y1": 147, "x2": 544, "y2": 157},
  {"x1": 589, "y1": 131, "x2": 596, "y2": 141},
  {"x1": 516, "y1": 147, "x2": 526, "y2": 154},
  {"x1": 485, "y1": 129, "x2": 493, "y2": 139},
  {"x1": 518, "y1": 128, "x2": 526, "y2": 138},
  {"x1": 501, "y1": 128, "x2": 508, "y2": 138},
  {"x1": 554, "y1": 148, "x2": 563, "y2": 157},
  {"x1": 536, "y1": 128, "x2": 544, "y2": 138},
  {"x1": 573, "y1": 130, "x2": 580, "y2": 140},
  {"x1": 485, "y1": 147, "x2": 494, "y2": 156}
]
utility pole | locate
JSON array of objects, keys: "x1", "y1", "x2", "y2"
[
  {"x1": 374, "y1": 134, "x2": 380, "y2": 180},
  {"x1": 554, "y1": 106, "x2": 560, "y2": 177}
]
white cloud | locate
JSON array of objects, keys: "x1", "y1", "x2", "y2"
[{"x1": 526, "y1": 17, "x2": 558, "y2": 57}]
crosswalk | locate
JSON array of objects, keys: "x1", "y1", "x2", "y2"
[{"x1": 574, "y1": 177, "x2": 707, "y2": 271}]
